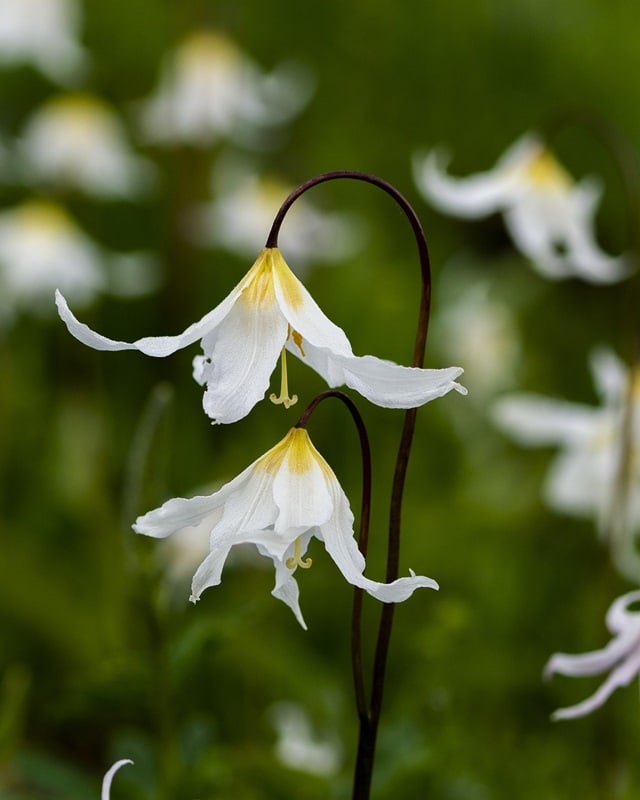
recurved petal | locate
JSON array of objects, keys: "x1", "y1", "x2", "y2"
[
  {"x1": 320, "y1": 479, "x2": 438, "y2": 601},
  {"x1": 492, "y1": 394, "x2": 598, "y2": 446},
  {"x1": 270, "y1": 545, "x2": 308, "y2": 630},
  {"x1": 544, "y1": 626, "x2": 640, "y2": 680},
  {"x1": 413, "y1": 149, "x2": 514, "y2": 218},
  {"x1": 102, "y1": 760, "x2": 133, "y2": 800},
  {"x1": 606, "y1": 590, "x2": 640, "y2": 633},
  {"x1": 55, "y1": 284, "x2": 241, "y2": 356}
]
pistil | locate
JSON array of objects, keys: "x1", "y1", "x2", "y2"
[
  {"x1": 269, "y1": 346, "x2": 298, "y2": 408},
  {"x1": 286, "y1": 537, "x2": 312, "y2": 570}
]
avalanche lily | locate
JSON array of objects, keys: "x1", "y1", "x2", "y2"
[
  {"x1": 545, "y1": 590, "x2": 640, "y2": 720},
  {"x1": 56, "y1": 247, "x2": 466, "y2": 424},
  {"x1": 101, "y1": 759, "x2": 133, "y2": 799},
  {"x1": 134, "y1": 426, "x2": 439, "y2": 628},
  {"x1": 414, "y1": 133, "x2": 628, "y2": 283},
  {"x1": 493, "y1": 348, "x2": 640, "y2": 580}
]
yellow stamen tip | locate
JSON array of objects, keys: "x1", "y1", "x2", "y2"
[{"x1": 286, "y1": 538, "x2": 313, "y2": 570}]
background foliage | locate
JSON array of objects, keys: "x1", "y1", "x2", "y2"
[{"x1": 1, "y1": 0, "x2": 640, "y2": 797}]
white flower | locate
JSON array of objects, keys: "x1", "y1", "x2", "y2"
[
  {"x1": 134, "y1": 426, "x2": 439, "y2": 629},
  {"x1": 492, "y1": 348, "x2": 640, "y2": 579},
  {"x1": 190, "y1": 168, "x2": 364, "y2": 269},
  {"x1": 18, "y1": 93, "x2": 155, "y2": 198},
  {"x1": 137, "y1": 30, "x2": 311, "y2": 147},
  {"x1": 102, "y1": 759, "x2": 133, "y2": 799},
  {"x1": 0, "y1": 0, "x2": 87, "y2": 84},
  {"x1": 544, "y1": 590, "x2": 640, "y2": 720},
  {"x1": 270, "y1": 701, "x2": 341, "y2": 776},
  {"x1": 413, "y1": 133, "x2": 628, "y2": 284},
  {"x1": 56, "y1": 246, "x2": 466, "y2": 424},
  {"x1": 0, "y1": 200, "x2": 158, "y2": 324}
]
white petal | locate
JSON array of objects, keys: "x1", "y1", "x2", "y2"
[
  {"x1": 544, "y1": 627, "x2": 640, "y2": 680},
  {"x1": 299, "y1": 344, "x2": 466, "y2": 408},
  {"x1": 270, "y1": 544, "x2": 308, "y2": 629},
  {"x1": 503, "y1": 200, "x2": 575, "y2": 279},
  {"x1": 197, "y1": 290, "x2": 289, "y2": 423},
  {"x1": 606, "y1": 590, "x2": 640, "y2": 633},
  {"x1": 543, "y1": 449, "x2": 603, "y2": 518},
  {"x1": 55, "y1": 282, "x2": 241, "y2": 356},
  {"x1": 319, "y1": 479, "x2": 438, "y2": 600},
  {"x1": 102, "y1": 759, "x2": 133, "y2": 800},
  {"x1": 190, "y1": 540, "x2": 234, "y2": 600},
  {"x1": 589, "y1": 347, "x2": 628, "y2": 406},
  {"x1": 492, "y1": 394, "x2": 598, "y2": 446},
  {"x1": 413, "y1": 149, "x2": 515, "y2": 218}
]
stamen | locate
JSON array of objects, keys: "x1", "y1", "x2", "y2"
[
  {"x1": 291, "y1": 329, "x2": 305, "y2": 357},
  {"x1": 269, "y1": 347, "x2": 298, "y2": 408},
  {"x1": 285, "y1": 537, "x2": 313, "y2": 570}
]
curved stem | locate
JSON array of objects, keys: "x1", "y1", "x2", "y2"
[
  {"x1": 295, "y1": 390, "x2": 372, "y2": 722},
  {"x1": 268, "y1": 171, "x2": 432, "y2": 799}
]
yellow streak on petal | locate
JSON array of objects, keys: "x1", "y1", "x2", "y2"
[
  {"x1": 240, "y1": 249, "x2": 277, "y2": 309},
  {"x1": 268, "y1": 247, "x2": 305, "y2": 310},
  {"x1": 526, "y1": 148, "x2": 572, "y2": 189},
  {"x1": 257, "y1": 428, "x2": 335, "y2": 485}
]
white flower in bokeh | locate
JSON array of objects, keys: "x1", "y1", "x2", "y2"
[
  {"x1": 190, "y1": 168, "x2": 364, "y2": 269},
  {"x1": 0, "y1": 0, "x2": 87, "y2": 84},
  {"x1": 102, "y1": 759, "x2": 133, "y2": 799},
  {"x1": 545, "y1": 590, "x2": 640, "y2": 720},
  {"x1": 493, "y1": 348, "x2": 640, "y2": 579},
  {"x1": 414, "y1": 134, "x2": 628, "y2": 284},
  {"x1": 270, "y1": 701, "x2": 341, "y2": 776},
  {"x1": 19, "y1": 93, "x2": 155, "y2": 198},
  {"x1": 56, "y1": 247, "x2": 466, "y2": 424},
  {"x1": 133, "y1": 426, "x2": 439, "y2": 628},
  {"x1": 137, "y1": 30, "x2": 312, "y2": 148},
  {"x1": 0, "y1": 199, "x2": 158, "y2": 325}
]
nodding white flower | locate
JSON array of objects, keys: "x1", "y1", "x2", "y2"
[
  {"x1": 101, "y1": 759, "x2": 133, "y2": 799},
  {"x1": 137, "y1": 30, "x2": 312, "y2": 147},
  {"x1": 19, "y1": 93, "x2": 155, "y2": 198},
  {"x1": 190, "y1": 170, "x2": 364, "y2": 269},
  {"x1": 545, "y1": 590, "x2": 640, "y2": 720},
  {"x1": 0, "y1": 0, "x2": 87, "y2": 85},
  {"x1": 56, "y1": 246, "x2": 467, "y2": 424},
  {"x1": 270, "y1": 701, "x2": 341, "y2": 777},
  {"x1": 492, "y1": 348, "x2": 640, "y2": 580},
  {"x1": 134, "y1": 426, "x2": 439, "y2": 629},
  {"x1": 413, "y1": 133, "x2": 628, "y2": 284}
]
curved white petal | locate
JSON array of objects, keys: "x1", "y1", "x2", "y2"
[
  {"x1": 319, "y1": 479, "x2": 438, "y2": 600},
  {"x1": 544, "y1": 627, "x2": 640, "y2": 680},
  {"x1": 298, "y1": 343, "x2": 466, "y2": 408},
  {"x1": 503, "y1": 200, "x2": 575, "y2": 279},
  {"x1": 606, "y1": 590, "x2": 640, "y2": 633},
  {"x1": 269, "y1": 249, "x2": 352, "y2": 356},
  {"x1": 197, "y1": 289, "x2": 289, "y2": 423},
  {"x1": 492, "y1": 395, "x2": 598, "y2": 446},
  {"x1": 269, "y1": 542, "x2": 310, "y2": 630},
  {"x1": 413, "y1": 149, "x2": 515, "y2": 218},
  {"x1": 102, "y1": 759, "x2": 133, "y2": 800},
  {"x1": 55, "y1": 285, "x2": 241, "y2": 356}
]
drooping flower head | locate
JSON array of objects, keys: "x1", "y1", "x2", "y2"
[
  {"x1": 134, "y1": 426, "x2": 438, "y2": 629},
  {"x1": 19, "y1": 93, "x2": 155, "y2": 198},
  {"x1": 545, "y1": 590, "x2": 640, "y2": 720},
  {"x1": 492, "y1": 348, "x2": 640, "y2": 580},
  {"x1": 56, "y1": 246, "x2": 466, "y2": 424},
  {"x1": 137, "y1": 30, "x2": 311, "y2": 148},
  {"x1": 0, "y1": 0, "x2": 87, "y2": 84},
  {"x1": 414, "y1": 133, "x2": 629, "y2": 283}
]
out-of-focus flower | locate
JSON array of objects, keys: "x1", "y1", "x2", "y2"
[
  {"x1": 0, "y1": 0, "x2": 87, "y2": 84},
  {"x1": 133, "y1": 426, "x2": 439, "y2": 629},
  {"x1": 19, "y1": 93, "x2": 155, "y2": 198},
  {"x1": 270, "y1": 701, "x2": 341, "y2": 776},
  {"x1": 137, "y1": 30, "x2": 312, "y2": 148},
  {"x1": 0, "y1": 199, "x2": 158, "y2": 325},
  {"x1": 493, "y1": 348, "x2": 640, "y2": 580},
  {"x1": 189, "y1": 167, "x2": 364, "y2": 269},
  {"x1": 56, "y1": 247, "x2": 466, "y2": 424},
  {"x1": 414, "y1": 134, "x2": 628, "y2": 284},
  {"x1": 102, "y1": 759, "x2": 133, "y2": 799},
  {"x1": 545, "y1": 590, "x2": 640, "y2": 720}
]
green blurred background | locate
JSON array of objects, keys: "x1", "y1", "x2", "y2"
[{"x1": 1, "y1": 0, "x2": 640, "y2": 797}]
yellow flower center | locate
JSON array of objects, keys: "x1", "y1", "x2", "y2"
[
  {"x1": 285, "y1": 537, "x2": 313, "y2": 570},
  {"x1": 526, "y1": 148, "x2": 572, "y2": 189}
]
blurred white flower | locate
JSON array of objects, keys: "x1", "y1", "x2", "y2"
[
  {"x1": 19, "y1": 93, "x2": 155, "y2": 198},
  {"x1": 137, "y1": 30, "x2": 312, "y2": 148},
  {"x1": 493, "y1": 348, "x2": 640, "y2": 579},
  {"x1": 190, "y1": 166, "x2": 364, "y2": 269},
  {"x1": 545, "y1": 590, "x2": 640, "y2": 720},
  {"x1": 270, "y1": 701, "x2": 341, "y2": 776},
  {"x1": 102, "y1": 759, "x2": 133, "y2": 799},
  {"x1": 57, "y1": 247, "x2": 466, "y2": 424},
  {"x1": 414, "y1": 133, "x2": 629, "y2": 284},
  {"x1": 0, "y1": 199, "x2": 158, "y2": 324},
  {"x1": 133, "y1": 426, "x2": 439, "y2": 629},
  {"x1": 0, "y1": 0, "x2": 87, "y2": 84}
]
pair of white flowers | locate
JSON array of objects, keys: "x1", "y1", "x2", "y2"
[{"x1": 58, "y1": 246, "x2": 466, "y2": 626}]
